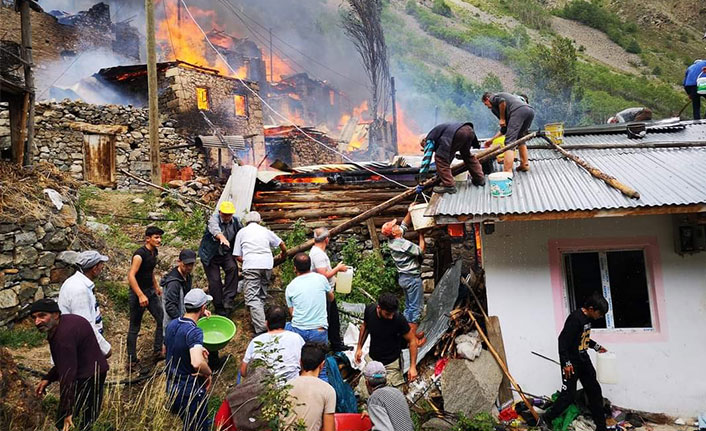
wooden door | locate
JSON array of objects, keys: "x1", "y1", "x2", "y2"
[{"x1": 83, "y1": 133, "x2": 116, "y2": 187}]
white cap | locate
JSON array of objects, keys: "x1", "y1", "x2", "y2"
[
  {"x1": 76, "y1": 250, "x2": 109, "y2": 270},
  {"x1": 184, "y1": 289, "x2": 213, "y2": 308}
]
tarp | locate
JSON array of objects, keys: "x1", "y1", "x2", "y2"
[{"x1": 402, "y1": 260, "x2": 461, "y2": 371}]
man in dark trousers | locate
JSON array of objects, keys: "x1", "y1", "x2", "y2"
[
  {"x1": 420, "y1": 122, "x2": 485, "y2": 194},
  {"x1": 32, "y1": 299, "x2": 109, "y2": 431},
  {"x1": 198, "y1": 201, "x2": 242, "y2": 316},
  {"x1": 542, "y1": 292, "x2": 610, "y2": 431},
  {"x1": 683, "y1": 60, "x2": 706, "y2": 120},
  {"x1": 482, "y1": 92, "x2": 535, "y2": 172},
  {"x1": 127, "y1": 225, "x2": 165, "y2": 371}
]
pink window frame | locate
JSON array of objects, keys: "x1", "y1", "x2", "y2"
[{"x1": 548, "y1": 236, "x2": 668, "y2": 343}]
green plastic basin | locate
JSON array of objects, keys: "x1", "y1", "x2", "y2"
[{"x1": 197, "y1": 315, "x2": 236, "y2": 351}]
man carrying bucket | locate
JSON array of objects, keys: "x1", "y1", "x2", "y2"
[
  {"x1": 683, "y1": 60, "x2": 706, "y2": 120},
  {"x1": 541, "y1": 292, "x2": 609, "y2": 431},
  {"x1": 419, "y1": 123, "x2": 486, "y2": 194},
  {"x1": 482, "y1": 92, "x2": 535, "y2": 172},
  {"x1": 380, "y1": 209, "x2": 426, "y2": 346}
]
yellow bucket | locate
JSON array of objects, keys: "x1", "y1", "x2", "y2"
[{"x1": 545, "y1": 122, "x2": 565, "y2": 145}]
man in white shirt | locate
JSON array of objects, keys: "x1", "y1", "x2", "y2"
[
  {"x1": 233, "y1": 211, "x2": 287, "y2": 334},
  {"x1": 57, "y1": 250, "x2": 111, "y2": 357},
  {"x1": 240, "y1": 305, "x2": 305, "y2": 382},
  {"x1": 309, "y1": 227, "x2": 350, "y2": 352}
]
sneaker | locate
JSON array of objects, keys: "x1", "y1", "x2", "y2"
[{"x1": 433, "y1": 185, "x2": 457, "y2": 194}]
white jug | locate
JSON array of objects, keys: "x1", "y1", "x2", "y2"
[
  {"x1": 336, "y1": 268, "x2": 353, "y2": 294},
  {"x1": 596, "y1": 352, "x2": 618, "y2": 384}
]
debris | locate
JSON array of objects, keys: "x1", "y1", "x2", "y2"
[
  {"x1": 131, "y1": 198, "x2": 145, "y2": 204},
  {"x1": 43, "y1": 188, "x2": 64, "y2": 210},
  {"x1": 569, "y1": 415, "x2": 597, "y2": 431},
  {"x1": 440, "y1": 353, "x2": 503, "y2": 416},
  {"x1": 675, "y1": 418, "x2": 686, "y2": 426},
  {"x1": 455, "y1": 331, "x2": 482, "y2": 361},
  {"x1": 167, "y1": 179, "x2": 185, "y2": 188}
]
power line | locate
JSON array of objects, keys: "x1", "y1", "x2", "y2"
[{"x1": 180, "y1": 0, "x2": 410, "y2": 190}]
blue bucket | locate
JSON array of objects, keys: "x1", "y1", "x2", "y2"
[{"x1": 489, "y1": 172, "x2": 513, "y2": 197}]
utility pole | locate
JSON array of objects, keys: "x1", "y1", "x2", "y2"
[
  {"x1": 145, "y1": 0, "x2": 161, "y2": 184},
  {"x1": 390, "y1": 76, "x2": 398, "y2": 153},
  {"x1": 19, "y1": 0, "x2": 35, "y2": 166},
  {"x1": 269, "y1": 28, "x2": 273, "y2": 82}
]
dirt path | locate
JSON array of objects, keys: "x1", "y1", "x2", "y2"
[{"x1": 550, "y1": 16, "x2": 641, "y2": 74}]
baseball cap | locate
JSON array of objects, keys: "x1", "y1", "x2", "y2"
[
  {"x1": 30, "y1": 299, "x2": 60, "y2": 314},
  {"x1": 184, "y1": 289, "x2": 212, "y2": 308},
  {"x1": 243, "y1": 211, "x2": 261, "y2": 224},
  {"x1": 76, "y1": 250, "x2": 109, "y2": 270},
  {"x1": 363, "y1": 361, "x2": 386, "y2": 379},
  {"x1": 179, "y1": 249, "x2": 197, "y2": 264},
  {"x1": 219, "y1": 201, "x2": 236, "y2": 214},
  {"x1": 381, "y1": 219, "x2": 398, "y2": 238}
]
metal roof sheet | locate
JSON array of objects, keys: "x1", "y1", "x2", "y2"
[{"x1": 431, "y1": 122, "x2": 706, "y2": 219}]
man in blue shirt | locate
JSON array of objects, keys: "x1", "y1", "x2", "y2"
[
  {"x1": 683, "y1": 60, "x2": 706, "y2": 120},
  {"x1": 284, "y1": 252, "x2": 333, "y2": 381},
  {"x1": 164, "y1": 289, "x2": 214, "y2": 431}
]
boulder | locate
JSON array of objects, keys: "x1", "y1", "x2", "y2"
[
  {"x1": 37, "y1": 252, "x2": 57, "y2": 267},
  {"x1": 440, "y1": 353, "x2": 503, "y2": 416},
  {"x1": 56, "y1": 250, "x2": 79, "y2": 265},
  {"x1": 19, "y1": 267, "x2": 41, "y2": 281},
  {"x1": 15, "y1": 281, "x2": 38, "y2": 302},
  {"x1": 53, "y1": 205, "x2": 77, "y2": 228},
  {"x1": 14, "y1": 231, "x2": 37, "y2": 246},
  {"x1": 85, "y1": 221, "x2": 110, "y2": 235},
  {"x1": 0, "y1": 289, "x2": 19, "y2": 309},
  {"x1": 422, "y1": 418, "x2": 456, "y2": 430}
]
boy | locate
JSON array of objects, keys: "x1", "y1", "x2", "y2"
[
  {"x1": 542, "y1": 292, "x2": 609, "y2": 431},
  {"x1": 127, "y1": 226, "x2": 165, "y2": 370}
]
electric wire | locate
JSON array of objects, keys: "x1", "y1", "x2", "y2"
[{"x1": 180, "y1": 0, "x2": 411, "y2": 189}]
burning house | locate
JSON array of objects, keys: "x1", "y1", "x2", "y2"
[{"x1": 264, "y1": 125, "x2": 342, "y2": 168}]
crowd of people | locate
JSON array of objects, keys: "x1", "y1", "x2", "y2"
[{"x1": 29, "y1": 201, "x2": 427, "y2": 431}]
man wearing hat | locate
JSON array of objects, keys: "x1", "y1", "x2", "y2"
[
  {"x1": 162, "y1": 249, "x2": 198, "y2": 329},
  {"x1": 57, "y1": 250, "x2": 111, "y2": 357},
  {"x1": 362, "y1": 361, "x2": 414, "y2": 431},
  {"x1": 164, "y1": 289, "x2": 214, "y2": 431},
  {"x1": 32, "y1": 299, "x2": 109, "y2": 431},
  {"x1": 233, "y1": 211, "x2": 287, "y2": 334},
  {"x1": 198, "y1": 201, "x2": 242, "y2": 316}
]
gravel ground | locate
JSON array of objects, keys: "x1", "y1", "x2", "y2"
[{"x1": 551, "y1": 16, "x2": 641, "y2": 74}]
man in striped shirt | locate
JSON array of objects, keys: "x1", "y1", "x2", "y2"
[{"x1": 381, "y1": 210, "x2": 426, "y2": 345}]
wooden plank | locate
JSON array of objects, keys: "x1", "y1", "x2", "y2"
[
  {"x1": 69, "y1": 122, "x2": 128, "y2": 135},
  {"x1": 367, "y1": 218, "x2": 380, "y2": 251},
  {"x1": 7, "y1": 93, "x2": 27, "y2": 164},
  {"x1": 486, "y1": 316, "x2": 513, "y2": 406}
]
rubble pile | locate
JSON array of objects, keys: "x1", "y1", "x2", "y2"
[{"x1": 167, "y1": 176, "x2": 224, "y2": 204}]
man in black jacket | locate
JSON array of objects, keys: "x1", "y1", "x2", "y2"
[
  {"x1": 421, "y1": 122, "x2": 485, "y2": 194},
  {"x1": 162, "y1": 249, "x2": 196, "y2": 329},
  {"x1": 542, "y1": 292, "x2": 609, "y2": 431}
]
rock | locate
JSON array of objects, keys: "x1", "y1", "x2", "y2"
[
  {"x1": 38, "y1": 252, "x2": 57, "y2": 267},
  {"x1": 39, "y1": 277, "x2": 51, "y2": 287},
  {"x1": 50, "y1": 267, "x2": 72, "y2": 284},
  {"x1": 34, "y1": 287, "x2": 45, "y2": 300},
  {"x1": 168, "y1": 179, "x2": 185, "y2": 188},
  {"x1": 14, "y1": 231, "x2": 38, "y2": 246},
  {"x1": 54, "y1": 205, "x2": 77, "y2": 228},
  {"x1": 188, "y1": 181, "x2": 203, "y2": 190},
  {"x1": 86, "y1": 221, "x2": 110, "y2": 235},
  {"x1": 147, "y1": 212, "x2": 164, "y2": 220},
  {"x1": 422, "y1": 418, "x2": 456, "y2": 430},
  {"x1": 132, "y1": 198, "x2": 145, "y2": 204},
  {"x1": 0, "y1": 289, "x2": 19, "y2": 309},
  {"x1": 440, "y1": 353, "x2": 503, "y2": 416},
  {"x1": 69, "y1": 164, "x2": 83, "y2": 173},
  {"x1": 195, "y1": 176, "x2": 210, "y2": 185},
  {"x1": 423, "y1": 278, "x2": 435, "y2": 293},
  {"x1": 19, "y1": 267, "x2": 41, "y2": 280},
  {"x1": 13, "y1": 246, "x2": 38, "y2": 266},
  {"x1": 0, "y1": 253, "x2": 12, "y2": 268},
  {"x1": 0, "y1": 224, "x2": 16, "y2": 234},
  {"x1": 15, "y1": 281, "x2": 38, "y2": 302},
  {"x1": 3, "y1": 269, "x2": 19, "y2": 274}
]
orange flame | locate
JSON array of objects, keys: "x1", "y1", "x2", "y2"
[
  {"x1": 395, "y1": 108, "x2": 423, "y2": 155},
  {"x1": 266, "y1": 55, "x2": 294, "y2": 81}
]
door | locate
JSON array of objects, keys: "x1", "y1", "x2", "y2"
[{"x1": 83, "y1": 133, "x2": 116, "y2": 187}]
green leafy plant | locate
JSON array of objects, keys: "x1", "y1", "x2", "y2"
[
  {"x1": 453, "y1": 412, "x2": 497, "y2": 431},
  {"x1": 0, "y1": 325, "x2": 44, "y2": 348},
  {"x1": 98, "y1": 280, "x2": 131, "y2": 312},
  {"x1": 340, "y1": 237, "x2": 399, "y2": 304},
  {"x1": 431, "y1": 0, "x2": 452, "y2": 17},
  {"x1": 279, "y1": 219, "x2": 309, "y2": 287}
]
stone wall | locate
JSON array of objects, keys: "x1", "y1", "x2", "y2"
[
  {"x1": 4, "y1": 100, "x2": 209, "y2": 188},
  {"x1": 0, "y1": 204, "x2": 79, "y2": 326}
]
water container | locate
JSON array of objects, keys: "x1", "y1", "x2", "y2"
[
  {"x1": 489, "y1": 172, "x2": 513, "y2": 197},
  {"x1": 409, "y1": 202, "x2": 435, "y2": 231},
  {"x1": 596, "y1": 352, "x2": 618, "y2": 384},
  {"x1": 698, "y1": 73, "x2": 706, "y2": 95},
  {"x1": 336, "y1": 268, "x2": 353, "y2": 294},
  {"x1": 544, "y1": 122, "x2": 565, "y2": 145}
]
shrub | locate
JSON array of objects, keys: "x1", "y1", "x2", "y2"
[
  {"x1": 98, "y1": 280, "x2": 131, "y2": 312},
  {"x1": 625, "y1": 39, "x2": 641, "y2": 54},
  {"x1": 279, "y1": 219, "x2": 309, "y2": 287},
  {"x1": 0, "y1": 326, "x2": 44, "y2": 348},
  {"x1": 340, "y1": 237, "x2": 398, "y2": 304},
  {"x1": 453, "y1": 412, "x2": 497, "y2": 431},
  {"x1": 432, "y1": 0, "x2": 452, "y2": 17}
]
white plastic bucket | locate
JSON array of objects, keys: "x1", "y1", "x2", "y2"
[
  {"x1": 489, "y1": 172, "x2": 513, "y2": 197},
  {"x1": 596, "y1": 352, "x2": 618, "y2": 384},
  {"x1": 336, "y1": 268, "x2": 353, "y2": 294},
  {"x1": 698, "y1": 73, "x2": 706, "y2": 95},
  {"x1": 409, "y1": 203, "x2": 435, "y2": 231}
]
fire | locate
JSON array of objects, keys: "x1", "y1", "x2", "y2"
[
  {"x1": 395, "y1": 108, "x2": 423, "y2": 155},
  {"x1": 266, "y1": 55, "x2": 294, "y2": 81},
  {"x1": 156, "y1": 1, "x2": 244, "y2": 78}
]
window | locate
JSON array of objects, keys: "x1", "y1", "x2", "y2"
[
  {"x1": 196, "y1": 87, "x2": 210, "y2": 110},
  {"x1": 563, "y1": 249, "x2": 653, "y2": 330},
  {"x1": 234, "y1": 94, "x2": 247, "y2": 116}
]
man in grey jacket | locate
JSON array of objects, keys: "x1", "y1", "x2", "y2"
[
  {"x1": 162, "y1": 249, "x2": 197, "y2": 329},
  {"x1": 362, "y1": 361, "x2": 414, "y2": 431}
]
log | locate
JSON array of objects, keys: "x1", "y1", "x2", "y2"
[
  {"x1": 276, "y1": 132, "x2": 539, "y2": 264},
  {"x1": 367, "y1": 218, "x2": 381, "y2": 251},
  {"x1": 486, "y1": 316, "x2": 514, "y2": 406},
  {"x1": 118, "y1": 169, "x2": 212, "y2": 210},
  {"x1": 542, "y1": 136, "x2": 640, "y2": 199}
]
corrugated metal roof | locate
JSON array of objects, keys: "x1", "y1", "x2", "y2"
[{"x1": 431, "y1": 121, "x2": 706, "y2": 219}]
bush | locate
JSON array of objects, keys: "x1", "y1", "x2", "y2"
[
  {"x1": 431, "y1": 0, "x2": 452, "y2": 17},
  {"x1": 340, "y1": 237, "x2": 398, "y2": 304},
  {"x1": 557, "y1": 0, "x2": 639, "y2": 53},
  {"x1": 98, "y1": 280, "x2": 131, "y2": 312},
  {"x1": 279, "y1": 219, "x2": 310, "y2": 287},
  {"x1": 453, "y1": 412, "x2": 497, "y2": 431},
  {"x1": 625, "y1": 39, "x2": 641, "y2": 54},
  {"x1": 0, "y1": 326, "x2": 44, "y2": 348},
  {"x1": 506, "y1": 0, "x2": 551, "y2": 30}
]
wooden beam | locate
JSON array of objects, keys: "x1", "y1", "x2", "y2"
[
  {"x1": 145, "y1": 0, "x2": 161, "y2": 184},
  {"x1": 486, "y1": 316, "x2": 514, "y2": 406},
  {"x1": 19, "y1": 0, "x2": 35, "y2": 166},
  {"x1": 366, "y1": 218, "x2": 381, "y2": 252},
  {"x1": 69, "y1": 122, "x2": 128, "y2": 135}
]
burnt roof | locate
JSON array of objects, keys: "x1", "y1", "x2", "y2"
[{"x1": 96, "y1": 60, "x2": 256, "y2": 85}]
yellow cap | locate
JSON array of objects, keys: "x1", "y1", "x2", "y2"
[{"x1": 219, "y1": 201, "x2": 236, "y2": 214}]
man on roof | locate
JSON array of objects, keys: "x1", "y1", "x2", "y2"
[{"x1": 482, "y1": 91, "x2": 535, "y2": 172}]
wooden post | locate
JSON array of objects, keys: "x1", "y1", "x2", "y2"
[
  {"x1": 390, "y1": 76, "x2": 398, "y2": 152},
  {"x1": 366, "y1": 218, "x2": 381, "y2": 252},
  {"x1": 145, "y1": 0, "x2": 162, "y2": 184},
  {"x1": 486, "y1": 316, "x2": 514, "y2": 405},
  {"x1": 269, "y1": 28, "x2": 273, "y2": 83},
  {"x1": 276, "y1": 132, "x2": 538, "y2": 264},
  {"x1": 19, "y1": 0, "x2": 35, "y2": 166},
  {"x1": 543, "y1": 136, "x2": 640, "y2": 199}
]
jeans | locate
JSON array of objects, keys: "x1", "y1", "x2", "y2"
[
  {"x1": 544, "y1": 360, "x2": 606, "y2": 431},
  {"x1": 685, "y1": 85, "x2": 705, "y2": 120},
  {"x1": 55, "y1": 373, "x2": 106, "y2": 431},
  {"x1": 203, "y1": 254, "x2": 238, "y2": 312},
  {"x1": 399, "y1": 273, "x2": 423, "y2": 323},
  {"x1": 285, "y1": 322, "x2": 329, "y2": 382},
  {"x1": 167, "y1": 375, "x2": 212, "y2": 431},
  {"x1": 127, "y1": 289, "x2": 164, "y2": 362},
  {"x1": 242, "y1": 269, "x2": 271, "y2": 334}
]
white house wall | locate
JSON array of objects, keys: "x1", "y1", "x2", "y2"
[{"x1": 482, "y1": 214, "x2": 706, "y2": 416}]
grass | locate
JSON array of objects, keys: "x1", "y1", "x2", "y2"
[
  {"x1": 555, "y1": 0, "x2": 641, "y2": 53},
  {"x1": 98, "y1": 280, "x2": 131, "y2": 313},
  {"x1": 0, "y1": 325, "x2": 45, "y2": 348}
]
